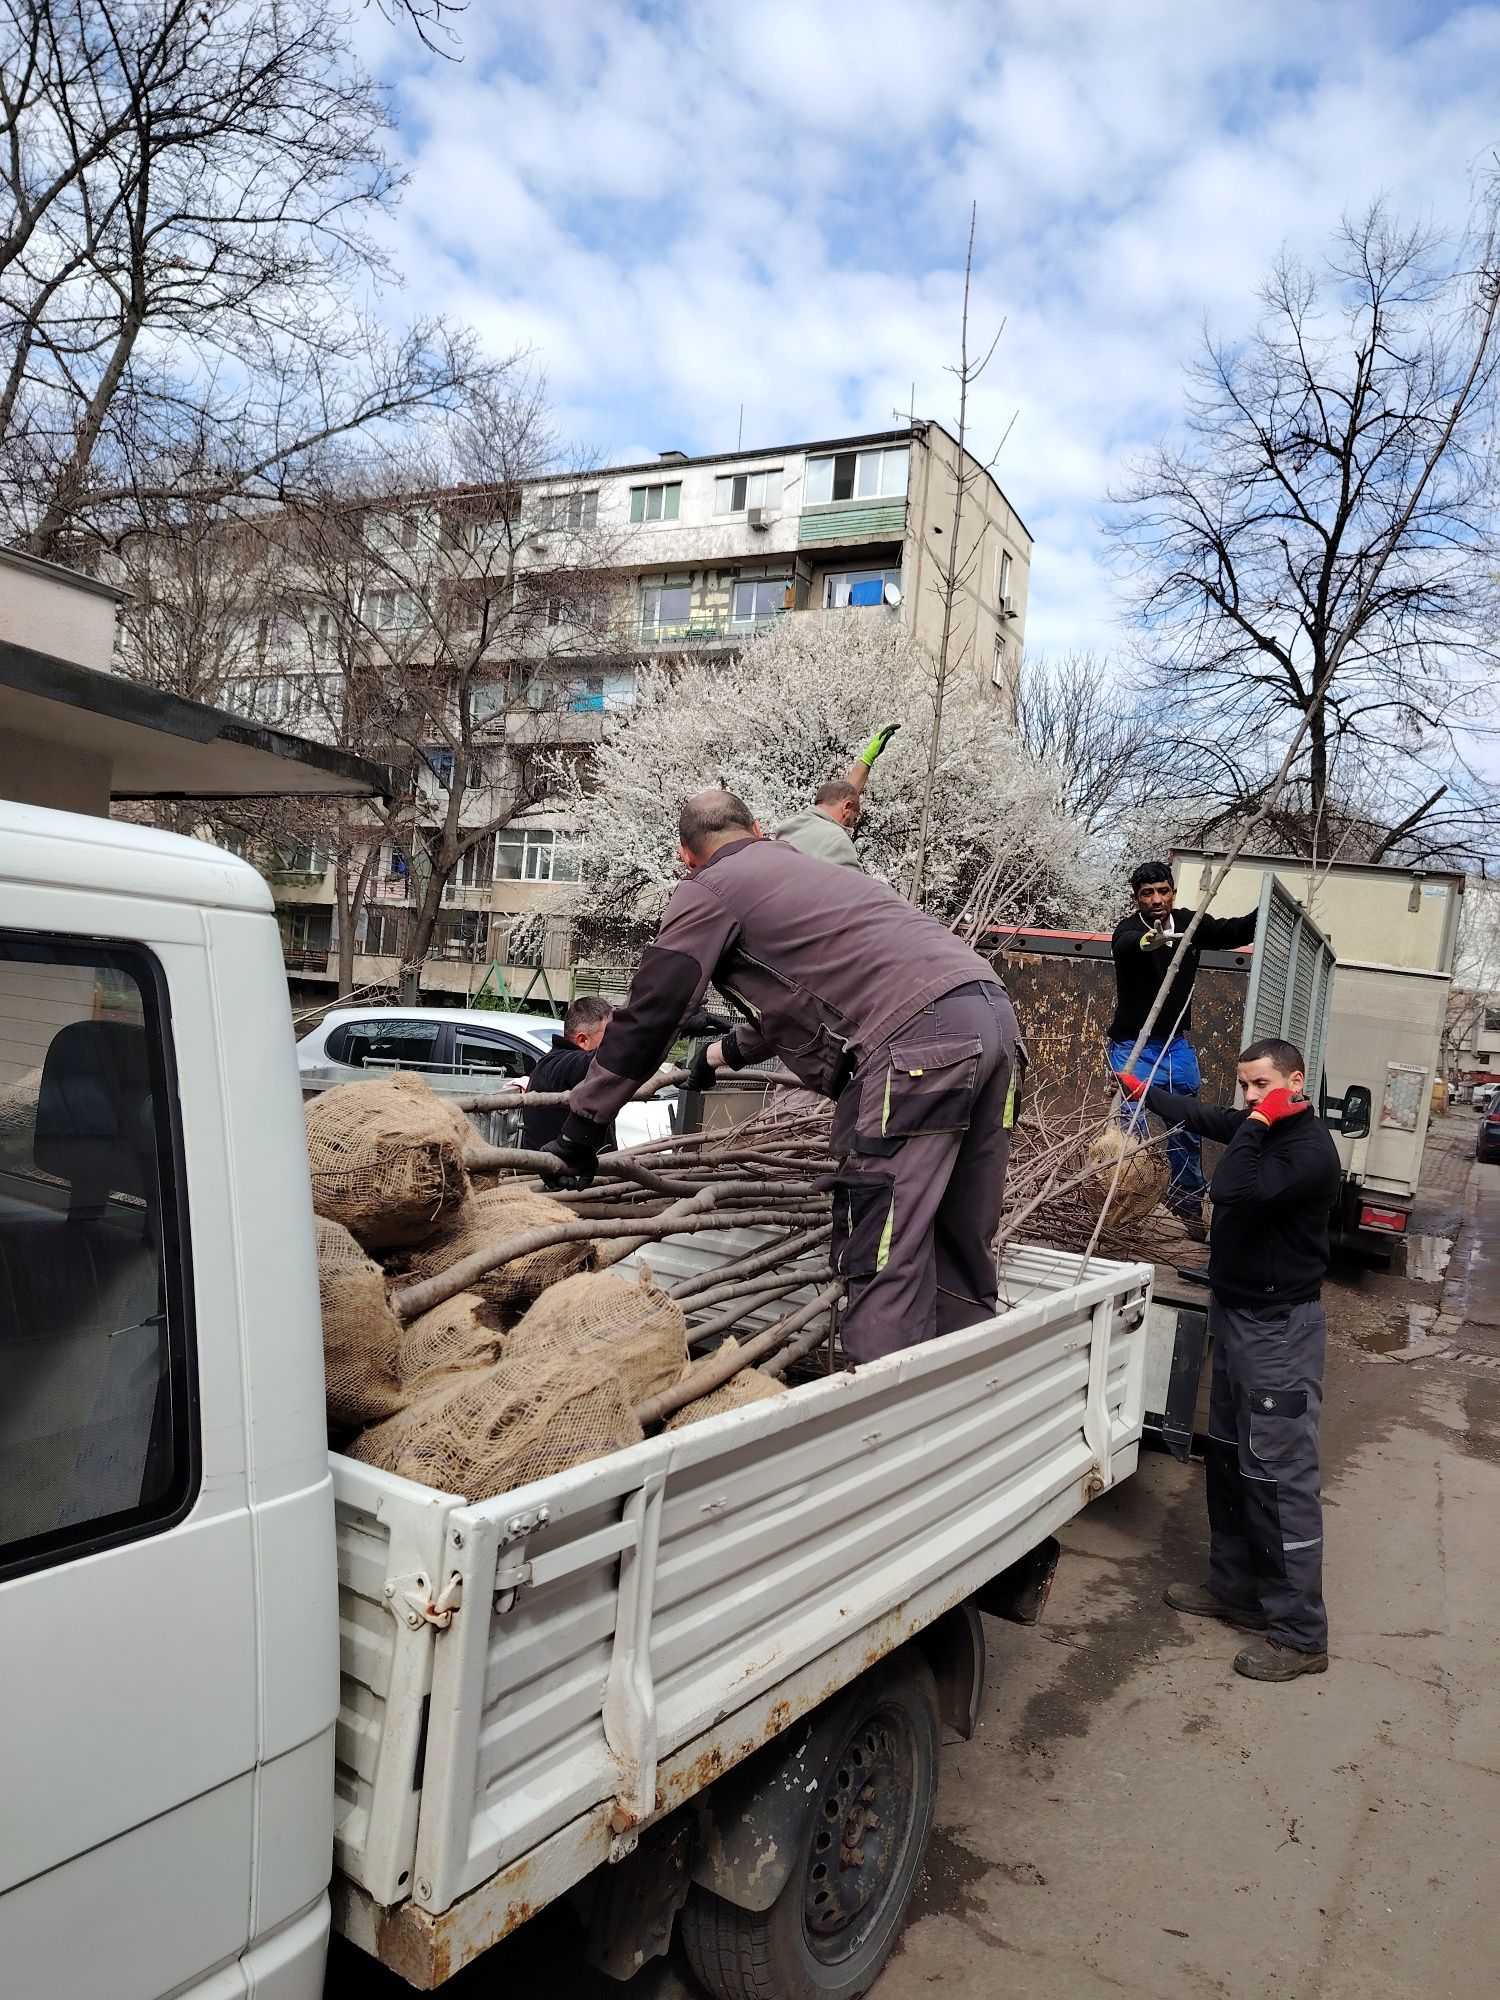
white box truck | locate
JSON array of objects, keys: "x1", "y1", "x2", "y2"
[{"x1": 0, "y1": 802, "x2": 1152, "y2": 2000}]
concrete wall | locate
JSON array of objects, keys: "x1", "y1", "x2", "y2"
[{"x1": 0, "y1": 549, "x2": 120, "y2": 672}]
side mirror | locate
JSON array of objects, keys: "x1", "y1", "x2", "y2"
[{"x1": 1323, "y1": 1083, "x2": 1372, "y2": 1139}]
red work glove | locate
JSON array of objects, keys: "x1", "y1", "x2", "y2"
[
  {"x1": 1113, "y1": 1070, "x2": 1148, "y2": 1101},
  {"x1": 1249, "y1": 1087, "x2": 1311, "y2": 1127}
]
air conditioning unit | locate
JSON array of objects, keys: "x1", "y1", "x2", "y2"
[
  {"x1": 746, "y1": 506, "x2": 768, "y2": 531},
  {"x1": 1000, "y1": 594, "x2": 1018, "y2": 620}
]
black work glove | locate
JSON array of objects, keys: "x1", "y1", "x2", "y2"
[
  {"x1": 536, "y1": 1132, "x2": 600, "y2": 1190},
  {"x1": 685, "y1": 1041, "x2": 720, "y2": 1094}
]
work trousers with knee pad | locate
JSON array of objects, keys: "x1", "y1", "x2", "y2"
[
  {"x1": 829, "y1": 982, "x2": 1018, "y2": 1365},
  {"x1": 1205, "y1": 1294, "x2": 1328, "y2": 1653}
]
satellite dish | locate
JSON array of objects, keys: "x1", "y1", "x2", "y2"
[{"x1": 883, "y1": 581, "x2": 903, "y2": 607}]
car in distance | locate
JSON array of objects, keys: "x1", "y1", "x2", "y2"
[
  {"x1": 295, "y1": 1005, "x2": 674, "y2": 1148},
  {"x1": 1477, "y1": 1105, "x2": 1500, "y2": 1163}
]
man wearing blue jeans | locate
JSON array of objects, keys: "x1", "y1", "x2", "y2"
[{"x1": 1107, "y1": 860, "x2": 1257, "y2": 1239}]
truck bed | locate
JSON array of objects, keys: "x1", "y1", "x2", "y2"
[{"x1": 329, "y1": 1235, "x2": 1152, "y2": 1987}]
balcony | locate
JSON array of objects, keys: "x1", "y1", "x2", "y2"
[
  {"x1": 797, "y1": 500, "x2": 907, "y2": 549},
  {"x1": 281, "y1": 946, "x2": 330, "y2": 975},
  {"x1": 635, "y1": 608, "x2": 786, "y2": 651}
]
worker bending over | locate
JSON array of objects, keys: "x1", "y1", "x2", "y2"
[
  {"x1": 775, "y1": 723, "x2": 900, "y2": 869},
  {"x1": 540, "y1": 790, "x2": 1018, "y2": 1364},
  {"x1": 520, "y1": 995, "x2": 616, "y2": 1153},
  {"x1": 1117, "y1": 1038, "x2": 1341, "y2": 1681},
  {"x1": 1109, "y1": 859, "x2": 1257, "y2": 1237}
]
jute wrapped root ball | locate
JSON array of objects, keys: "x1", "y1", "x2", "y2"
[
  {"x1": 401, "y1": 1184, "x2": 596, "y2": 1309},
  {"x1": 1085, "y1": 1124, "x2": 1170, "y2": 1229},
  {"x1": 306, "y1": 1072, "x2": 470, "y2": 1250},
  {"x1": 348, "y1": 1350, "x2": 643, "y2": 1501},
  {"x1": 398, "y1": 1290, "x2": 505, "y2": 1387},
  {"x1": 506, "y1": 1270, "x2": 688, "y2": 1404},
  {"x1": 662, "y1": 1340, "x2": 787, "y2": 1429},
  {"x1": 315, "y1": 1215, "x2": 406, "y2": 1430}
]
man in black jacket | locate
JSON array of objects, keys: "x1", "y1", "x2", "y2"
[
  {"x1": 1108, "y1": 860, "x2": 1258, "y2": 1237},
  {"x1": 520, "y1": 996, "x2": 616, "y2": 1152},
  {"x1": 1117, "y1": 1037, "x2": 1342, "y2": 1681}
]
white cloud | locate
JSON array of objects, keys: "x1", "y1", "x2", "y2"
[{"x1": 362, "y1": 0, "x2": 1500, "y2": 659}]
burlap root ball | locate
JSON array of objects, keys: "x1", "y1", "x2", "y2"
[
  {"x1": 1085, "y1": 1123, "x2": 1170, "y2": 1228},
  {"x1": 306, "y1": 1072, "x2": 470, "y2": 1250},
  {"x1": 401, "y1": 1184, "x2": 596, "y2": 1310},
  {"x1": 348, "y1": 1350, "x2": 642, "y2": 1501},
  {"x1": 505, "y1": 1269, "x2": 688, "y2": 1404},
  {"x1": 398, "y1": 1290, "x2": 505, "y2": 1387},
  {"x1": 315, "y1": 1215, "x2": 406, "y2": 1431},
  {"x1": 662, "y1": 1339, "x2": 787, "y2": 1430}
]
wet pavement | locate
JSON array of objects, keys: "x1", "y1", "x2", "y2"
[{"x1": 330, "y1": 1113, "x2": 1500, "y2": 2000}]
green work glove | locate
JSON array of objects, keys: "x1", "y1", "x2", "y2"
[{"x1": 860, "y1": 722, "x2": 901, "y2": 767}]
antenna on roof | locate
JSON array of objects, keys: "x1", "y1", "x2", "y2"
[{"x1": 736, "y1": 403, "x2": 743, "y2": 453}]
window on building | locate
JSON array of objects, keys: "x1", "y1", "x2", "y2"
[
  {"x1": 992, "y1": 635, "x2": 1007, "y2": 688},
  {"x1": 270, "y1": 839, "x2": 330, "y2": 877},
  {"x1": 538, "y1": 488, "x2": 599, "y2": 533},
  {"x1": 399, "y1": 514, "x2": 419, "y2": 551},
  {"x1": 804, "y1": 446, "x2": 909, "y2": 506},
  {"x1": 366, "y1": 588, "x2": 419, "y2": 631},
  {"x1": 629, "y1": 482, "x2": 682, "y2": 524},
  {"x1": 429, "y1": 912, "x2": 491, "y2": 963},
  {"x1": 446, "y1": 832, "x2": 496, "y2": 893},
  {"x1": 639, "y1": 581, "x2": 693, "y2": 638},
  {"x1": 0, "y1": 938, "x2": 196, "y2": 1578},
  {"x1": 731, "y1": 577, "x2": 792, "y2": 627},
  {"x1": 822, "y1": 566, "x2": 902, "y2": 609},
  {"x1": 1484, "y1": 1009, "x2": 1500, "y2": 1035},
  {"x1": 226, "y1": 673, "x2": 342, "y2": 726},
  {"x1": 356, "y1": 909, "x2": 410, "y2": 959},
  {"x1": 998, "y1": 548, "x2": 1013, "y2": 604},
  {"x1": 714, "y1": 468, "x2": 783, "y2": 515},
  {"x1": 495, "y1": 828, "x2": 582, "y2": 883}
]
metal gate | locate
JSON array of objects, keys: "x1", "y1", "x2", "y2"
[{"x1": 1240, "y1": 874, "x2": 1335, "y2": 1094}]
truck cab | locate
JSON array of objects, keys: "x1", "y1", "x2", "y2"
[{"x1": 0, "y1": 804, "x2": 338, "y2": 2000}]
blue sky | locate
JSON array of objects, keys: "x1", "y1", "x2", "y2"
[{"x1": 359, "y1": 0, "x2": 1500, "y2": 659}]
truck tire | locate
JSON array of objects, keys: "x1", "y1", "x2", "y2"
[{"x1": 679, "y1": 1652, "x2": 941, "y2": 2000}]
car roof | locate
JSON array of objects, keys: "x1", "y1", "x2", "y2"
[{"x1": 316, "y1": 1007, "x2": 560, "y2": 1037}]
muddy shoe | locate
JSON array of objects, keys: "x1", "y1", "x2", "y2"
[
  {"x1": 1233, "y1": 1637, "x2": 1329, "y2": 1681},
  {"x1": 1164, "y1": 1581, "x2": 1267, "y2": 1629}
]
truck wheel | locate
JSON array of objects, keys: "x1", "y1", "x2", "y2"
[{"x1": 680, "y1": 1653, "x2": 941, "y2": 2000}]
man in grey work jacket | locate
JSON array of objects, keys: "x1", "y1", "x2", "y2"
[
  {"x1": 1116, "y1": 1036, "x2": 1342, "y2": 1681},
  {"x1": 774, "y1": 723, "x2": 900, "y2": 870},
  {"x1": 539, "y1": 789, "x2": 1019, "y2": 1364}
]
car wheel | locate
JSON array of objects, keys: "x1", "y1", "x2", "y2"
[{"x1": 679, "y1": 1653, "x2": 941, "y2": 2000}]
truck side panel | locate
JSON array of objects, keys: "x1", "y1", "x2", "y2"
[{"x1": 387, "y1": 1247, "x2": 1147, "y2": 1923}]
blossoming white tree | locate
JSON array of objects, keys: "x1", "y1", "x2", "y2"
[{"x1": 551, "y1": 611, "x2": 1109, "y2": 958}]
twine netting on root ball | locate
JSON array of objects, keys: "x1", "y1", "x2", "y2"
[
  {"x1": 398, "y1": 1290, "x2": 505, "y2": 1387},
  {"x1": 399, "y1": 1184, "x2": 597, "y2": 1308},
  {"x1": 347, "y1": 1350, "x2": 643, "y2": 1501},
  {"x1": 306, "y1": 1072, "x2": 470, "y2": 1250},
  {"x1": 662, "y1": 1340, "x2": 786, "y2": 1428},
  {"x1": 505, "y1": 1269, "x2": 688, "y2": 1404},
  {"x1": 315, "y1": 1215, "x2": 406, "y2": 1431}
]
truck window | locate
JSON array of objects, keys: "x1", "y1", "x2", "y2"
[
  {"x1": 326, "y1": 1018, "x2": 440, "y2": 1070},
  {"x1": 0, "y1": 936, "x2": 196, "y2": 1578}
]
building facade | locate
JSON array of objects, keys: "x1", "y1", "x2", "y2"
[{"x1": 178, "y1": 420, "x2": 1032, "y2": 1006}]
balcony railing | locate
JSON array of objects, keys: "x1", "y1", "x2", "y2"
[
  {"x1": 636, "y1": 609, "x2": 784, "y2": 649},
  {"x1": 281, "y1": 946, "x2": 330, "y2": 973}
]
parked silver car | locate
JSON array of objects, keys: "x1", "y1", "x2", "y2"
[{"x1": 296, "y1": 1005, "x2": 675, "y2": 1148}]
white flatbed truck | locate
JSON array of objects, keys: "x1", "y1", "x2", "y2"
[{"x1": 0, "y1": 803, "x2": 1152, "y2": 2000}]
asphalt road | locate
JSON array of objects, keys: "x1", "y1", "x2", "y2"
[{"x1": 330, "y1": 1112, "x2": 1500, "y2": 2000}]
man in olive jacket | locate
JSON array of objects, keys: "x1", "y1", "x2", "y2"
[{"x1": 540, "y1": 790, "x2": 1020, "y2": 1364}]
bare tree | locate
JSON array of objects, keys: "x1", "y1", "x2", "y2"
[
  {"x1": 1109, "y1": 195, "x2": 1500, "y2": 870},
  {"x1": 0, "y1": 0, "x2": 474, "y2": 556},
  {"x1": 1013, "y1": 652, "x2": 1167, "y2": 835}
]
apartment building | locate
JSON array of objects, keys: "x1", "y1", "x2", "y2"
[{"x1": 218, "y1": 419, "x2": 1032, "y2": 1004}]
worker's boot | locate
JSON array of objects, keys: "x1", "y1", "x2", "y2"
[
  {"x1": 1163, "y1": 1581, "x2": 1267, "y2": 1630},
  {"x1": 1233, "y1": 1636, "x2": 1329, "y2": 1681}
]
